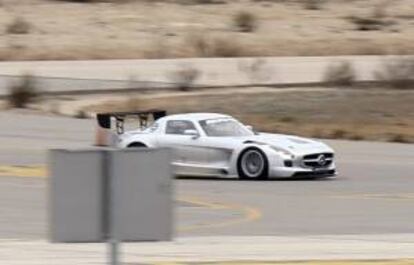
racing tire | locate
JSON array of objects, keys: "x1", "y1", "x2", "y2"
[{"x1": 237, "y1": 147, "x2": 268, "y2": 180}]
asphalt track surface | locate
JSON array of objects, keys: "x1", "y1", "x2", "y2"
[{"x1": 0, "y1": 110, "x2": 414, "y2": 240}]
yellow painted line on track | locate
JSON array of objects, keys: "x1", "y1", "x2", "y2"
[
  {"x1": 0, "y1": 165, "x2": 262, "y2": 232},
  {"x1": 329, "y1": 193, "x2": 414, "y2": 202},
  {"x1": 177, "y1": 196, "x2": 262, "y2": 232},
  {"x1": 155, "y1": 259, "x2": 414, "y2": 265},
  {"x1": 0, "y1": 165, "x2": 47, "y2": 178}
]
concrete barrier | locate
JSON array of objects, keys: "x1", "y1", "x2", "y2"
[{"x1": 0, "y1": 55, "x2": 412, "y2": 96}]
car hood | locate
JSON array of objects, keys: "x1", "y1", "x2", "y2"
[{"x1": 239, "y1": 133, "x2": 333, "y2": 155}]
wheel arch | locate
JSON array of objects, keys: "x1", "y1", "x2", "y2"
[
  {"x1": 127, "y1": 142, "x2": 148, "y2": 148},
  {"x1": 121, "y1": 134, "x2": 157, "y2": 148},
  {"x1": 238, "y1": 146, "x2": 270, "y2": 179},
  {"x1": 228, "y1": 143, "x2": 284, "y2": 177},
  {"x1": 228, "y1": 144, "x2": 266, "y2": 175}
]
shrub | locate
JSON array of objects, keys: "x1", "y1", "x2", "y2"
[
  {"x1": 56, "y1": 0, "x2": 225, "y2": 3},
  {"x1": 375, "y1": 58, "x2": 414, "y2": 89},
  {"x1": 193, "y1": 0, "x2": 226, "y2": 4},
  {"x1": 349, "y1": 134, "x2": 364, "y2": 141},
  {"x1": 6, "y1": 17, "x2": 31, "y2": 35},
  {"x1": 210, "y1": 37, "x2": 246, "y2": 57},
  {"x1": 233, "y1": 11, "x2": 257, "y2": 32},
  {"x1": 49, "y1": 101, "x2": 61, "y2": 115},
  {"x1": 187, "y1": 34, "x2": 210, "y2": 57},
  {"x1": 8, "y1": 75, "x2": 38, "y2": 108},
  {"x1": 329, "y1": 129, "x2": 347, "y2": 139},
  {"x1": 53, "y1": 0, "x2": 118, "y2": 2},
  {"x1": 311, "y1": 129, "x2": 324, "y2": 139},
  {"x1": 349, "y1": 17, "x2": 390, "y2": 31},
  {"x1": 348, "y1": 3, "x2": 394, "y2": 31},
  {"x1": 186, "y1": 34, "x2": 247, "y2": 57},
  {"x1": 388, "y1": 134, "x2": 411, "y2": 143},
  {"x1": 238, "y1": 58, "x2": 274, "y2": 83},
  {"x1": 279, "y1": 116, "x2": 296, "y2": 123},
  {"x1": 74, "y1": 110, "x2": 88, "y2": 119},
  {"x1": 303, "y1": 0, "x2": 323, "y2": 10},
  {"x1": 323, "y1": 61, "x2": 356, "y2": 87},
  {"x1": 125, "y1": 97, "x2": 142, "y2": 112},
  {"x1": 169, "y1": 64, "x2": 200, "y2": 91}
]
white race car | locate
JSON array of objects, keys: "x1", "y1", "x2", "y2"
[{"x1": 97, "y1": 111, "x2": 336, "y2": 180}]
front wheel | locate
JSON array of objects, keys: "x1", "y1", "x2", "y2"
[{"x1": 237, "y1": 148, "x2": 268, "y2": 180}]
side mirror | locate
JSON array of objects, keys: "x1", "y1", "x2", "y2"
[
  {"x1": 183, "y1": 129, "x2": 200, "y2": 139},
  {"x1": 246, "y1": 125, "x2": 259, "y2": 135}
]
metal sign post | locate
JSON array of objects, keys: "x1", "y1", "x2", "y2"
[
  {"x1": 103, "y1": 151, "x2": 120, "y2": 265},
  {"x1": 109, "y1": 238, "x2": 119, "y2": 265}
]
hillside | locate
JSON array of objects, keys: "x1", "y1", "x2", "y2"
[{"x1": 0, "y1": 0, "x2": 413, "y2": 60}]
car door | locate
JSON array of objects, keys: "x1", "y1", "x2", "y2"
[
  {"x1": 158, "y1": 120, "x2": 210, "y2": 166},
  {"x1": 202, "y1": 137, "x2": 235, "y2": 167}
]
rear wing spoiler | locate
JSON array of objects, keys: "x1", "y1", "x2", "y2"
[
  {"x1": 97, "y1": 110, "x2": 167, "y2": 134},
  {"x1": 95, "y1": 110, "x2": 166, "y2": 146}
]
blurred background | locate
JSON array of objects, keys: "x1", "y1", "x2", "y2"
[
  {"x1": 0, "y1": 0, "x2": 413, "y2": 143},
  {"x1": 0, "y1": 0, "x2": 413, "y2": 59},
  {"x1": 0, "y1": 2, "x2": 414, "y2": 264}
]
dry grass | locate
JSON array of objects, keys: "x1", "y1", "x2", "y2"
[
  {"x1": 86, "y1": 88, "x2": 414, "y2": 143},
  {"x1": 0, "y1": 0, "x2": 413, "y2": 60}
]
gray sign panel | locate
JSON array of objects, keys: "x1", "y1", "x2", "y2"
[
  {"x1": 49, "y1": 150, "x2": 104, "y2": 242},
  {"x1": 111, "y1": 149, "x2": 173, "y2": 241},
  {"x1": 49, "y1": 148, "x2": 173, "y2": 243}
]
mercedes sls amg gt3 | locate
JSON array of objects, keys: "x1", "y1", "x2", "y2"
[{"x1": 97, "y1": 111, "x2": 336, "y2": 179}]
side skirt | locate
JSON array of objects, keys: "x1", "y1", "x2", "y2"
[{"x1": 172, "y1": 162, "x2": 232, "y2": 178}]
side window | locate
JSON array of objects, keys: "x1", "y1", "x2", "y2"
[
  {"x1": 166, "y1": 120, "x2": 196, "y2": 135},
  {"x1": 144, "y1": 122, "x2": 159, "y2": 133}
]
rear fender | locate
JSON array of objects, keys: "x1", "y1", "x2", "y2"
[{"x1": 119, "y1": 134, "x2": 156, "y2": 148}]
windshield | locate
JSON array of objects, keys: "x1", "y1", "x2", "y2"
[{"x1": 199, "y1": 118, "x2": 254, "y2": 137}]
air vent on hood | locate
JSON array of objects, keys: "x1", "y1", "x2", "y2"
[{"x1": 288, "y1": 138, "x2": 310, "y2": 144}]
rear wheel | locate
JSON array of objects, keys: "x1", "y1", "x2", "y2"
[{"x1": 237, "y1": 148, "x2": 268, "y2": 180}]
